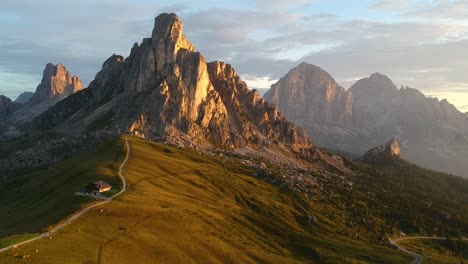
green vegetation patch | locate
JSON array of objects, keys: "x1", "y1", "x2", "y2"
[
  {"x1": 0, "y1": 234, "x2": 39, "y2": 248},
  {"x1": 399, "y1": 238, "x2": 468, "y2": 264},
  {"x1": 0, "y1": 138, "x2": 125, "y2": 237}
]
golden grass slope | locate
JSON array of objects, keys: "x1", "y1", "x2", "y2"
[{"x1": 0, "y1": 136, "x2": 412, "y2": 263}]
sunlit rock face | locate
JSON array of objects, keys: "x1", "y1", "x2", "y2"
[
  {"x1": 264, "y1": 63, "x2": 354, "y2": 152},
  {"x1": 361, "y1": 138, "x2": 401, "y2": 162},
  {"x1": 30, "y1": 13, "x2": 320, "y2": 159},
  {"x1": 265, "y1": 63, "x2": 353, "y2": 129},
  {"x1": 264, "y1": 64, "x2": 468, "y2": 177}
]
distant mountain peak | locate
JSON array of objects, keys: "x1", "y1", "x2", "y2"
[
  {"x1": 350, "y1": 72, "x2": 398, "y2": 95},
  {"x1": 30, "y1": 63, "x2": 83, "y2": 104},
  {"x1": 264, "y1": 62, "x2": 353, "y2": 131},
  {"x1": 369, "y1": 72, "x2": 389, "y2": 79},
  {"x1": 0, "y1": 95, "x2": 21, "y2": 118},
  {"x1": 291, "y1": 62, "x2": 336, "y2": 81},
  {"x1": 14, "y1": 91, "x2": 34, "y2": 104},
  {"x1": 361, "y1": 137, "x2": 402, "y2": 161}
]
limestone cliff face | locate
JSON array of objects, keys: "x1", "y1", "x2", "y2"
[
  {"x1": 31, "y1": 13, "x2": 314, "y2": 156},
  {"x1": 3, "y1": 63, "x2": 84, "y2": 126},
  {"x1": 207, "y1": 61, "x2": 312, "y2": 152},
  {"x1": 264, "y1": 63, "x2": 353, "y2": 150},
  {"x1": 265, "y1": 63, "x2": 353, "y2": 128},
  {"x1": 264, "y1": 64, "x2": 468, "y2": 177},
  {"x1": 30, "y1": 63, "x2": 83, "y2": 104},
  {"x1": 349, "y1": 73, "x2": 398, "y2": 129},
  {"x1": 0, "y1": 95, "x2": 21, "y2": 118}
]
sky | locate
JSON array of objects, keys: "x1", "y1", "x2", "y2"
[{"x1": 1, "y1": 0, "x2": 468, "y2": 112}]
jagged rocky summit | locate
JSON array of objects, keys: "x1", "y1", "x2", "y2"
[
  {"x1": 29, "y1": 63, "x2": 83, "y2": 105},
  {"x1": 264, "y1": 62, "x2": 468, "y2": 177},
  {"x1": 29, "y1": 13, "x2": 346, "y2": 166},
  {"x1": 1, "y1": 63, "x2": 84, "y2": 127}
]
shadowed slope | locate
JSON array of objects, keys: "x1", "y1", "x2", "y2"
[{"x1": 0, "y1": 139, "x2": 125, "y2": 237}]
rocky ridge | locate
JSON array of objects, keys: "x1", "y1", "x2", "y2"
[
  {"x1": 27, "y1": 13, "x2": 344, "y2": 169},
  {"x1": 2, "y1": 64, "x2": 84, "y2": 127},
  {"x1": 264, "y1": 62, "x2": 468, "y2": 177}
]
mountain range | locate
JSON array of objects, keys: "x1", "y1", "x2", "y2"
[
  {"x1": 0, "y1": 63, "x2": 83, "y2": 138},
  {"x1": 0, "y1": 13, "x2": 347, "y2": 172},
  {"x1": 264, "y1": 62, "x2": 468, "y2": 177},
  {"x1": 2, "y1": 20, "x2": 467, "y2": 178},
  {"x1": 0, "y1": 12, "x2": 467, "y2": 264}
]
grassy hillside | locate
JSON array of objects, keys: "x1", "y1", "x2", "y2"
[
  {"x1": 398, "y1": 238, "x2": 468, "y2": 264},
  {"x1": 0, "y1": 137, "x2": 412, "y2": 263},
  {"x1": 0, "y1": 138, "x2": 125, "y2": 238}
]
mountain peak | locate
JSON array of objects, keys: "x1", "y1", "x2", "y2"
[
  {"x1": 361, "y1": 137, "x2": 402, "y2": 161},
  {"x1": 350, "y1": 72, "x2": 397, "y2": 95},
  {"x1": 264, "y1": 62, "x2": 353, "y2": 131},
  {"x1": 151, "y1": 13, "x2": 194, "y2": 73},
  {"x1": 293, "y1": 62, "x2": 335, "y2": 79},
  {"x1": 30, "y1": 63, "x2": 83, "y2": 104},
  {"x1": 15, "y1": 91, "x2": 34, "y2": 104},
  {"x1": 369, "y1": 72, "x2": 389, "y2": 80}
]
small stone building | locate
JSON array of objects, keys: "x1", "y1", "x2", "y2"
[{"x1": 86, "y1": 181, "x2": 112, "y2": 193}]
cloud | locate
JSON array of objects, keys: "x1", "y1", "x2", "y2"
[
  {"x1": 371, "y1": 0, "x2": 410, "y2": 12},
  {"x1": 406, "y1": 0, "x2": 468, "y2": 20},
  {"x1": 0, "y1": 0, "x2": 181, "y2": 86},
  {"x1": 240, "y1": 75, "x2": 278, "y2": 90}
]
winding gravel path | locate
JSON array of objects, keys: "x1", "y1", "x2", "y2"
[{"x1": 0, "y1": 137, "x2": 130, "y2": 254}]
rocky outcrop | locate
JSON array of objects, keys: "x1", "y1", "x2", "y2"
[
  {"x1": 361, "y1": 138, "x2": 401, "y2": 162},
  {"x1": 0, "y1": 95, "x2": 21, "y2": 119},
  {"x1": 264, "y1": 64, "x2": 468, "y2": 177},
  {"x1": 30, "y1": 13, "x2": 325, "y2": 161},
  {"x1": 14, "y1": 92, "x2": 34, "y2": 104}
]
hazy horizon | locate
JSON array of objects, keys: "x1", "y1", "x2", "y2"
[{"x1": 1, "y1": 0, "x2": 468, "y2": 112}]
